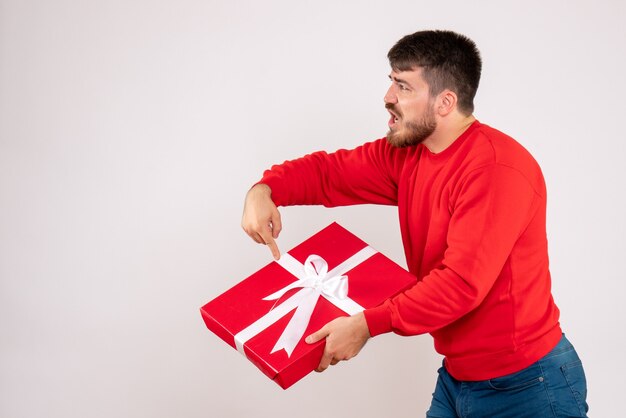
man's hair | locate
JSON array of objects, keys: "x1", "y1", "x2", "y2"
[{"x1": 388, "y1": 30, "x2": 482, "y2": 115}]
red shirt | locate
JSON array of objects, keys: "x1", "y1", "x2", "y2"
[{"x1": 260, "y1": 121, "x2": 562, "y2": 380}]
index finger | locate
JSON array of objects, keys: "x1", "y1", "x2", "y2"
[{"x1": 261, "y1": 234, "x2": 281, "y2": 260}]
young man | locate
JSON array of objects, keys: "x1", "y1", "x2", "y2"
[{"x1": 241, "y1": 30, "x2": 589, "y2": 417}]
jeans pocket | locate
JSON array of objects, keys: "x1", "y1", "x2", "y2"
[
  {"x1": 488, "y1": 363, "x2": 545, "y2": 391},
  {"x1": 561, "y1": 360, "x2": 589, "y2": 415}
]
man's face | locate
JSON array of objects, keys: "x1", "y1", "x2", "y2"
[{"x1": 384, "y1": 68, "x2": 437, "y2": 148}]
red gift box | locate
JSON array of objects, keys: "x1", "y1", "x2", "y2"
[{"x1": 200, "y1": 222, "x2": 416, "y2": 389}]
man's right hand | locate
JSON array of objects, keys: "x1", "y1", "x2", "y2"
[{"x1": 241, "y1": 184, "x2": 282, "y2": 260}]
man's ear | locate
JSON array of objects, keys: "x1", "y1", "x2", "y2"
[{"x1": 436, "y1": 90, "x2": 457, "y2": 116}]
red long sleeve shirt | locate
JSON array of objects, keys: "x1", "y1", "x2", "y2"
[{"x1": 260, "y1": 121, "x2": 562, "y2": 380}]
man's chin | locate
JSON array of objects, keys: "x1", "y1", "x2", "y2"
[
  {"x1": 386, "y1": 130, "x2": 422, "y2": 148},
  {"x1": 386, "y1": 119, "x2": 436, "y2": 148}
]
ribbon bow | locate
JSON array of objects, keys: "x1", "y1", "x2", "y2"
[
  {"x1": 234, "y1": 246, "x2": 376, "y2": 357},
  {"x1": 263, "y1": 254, "x2": 349, "y2": 356}
]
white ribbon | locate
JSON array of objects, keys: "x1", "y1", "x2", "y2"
[{"x1": 234, "y1": 246, "x2": 377, "y2": 357}]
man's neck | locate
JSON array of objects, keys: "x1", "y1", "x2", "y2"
[{"x1": 423, "y1": 114, "x2": 476, "y2": 154}]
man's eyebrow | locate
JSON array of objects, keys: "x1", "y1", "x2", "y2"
[{"x1": 388, "y1": 74, "x2": 410, "y2": 85}]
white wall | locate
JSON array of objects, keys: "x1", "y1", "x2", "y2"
[{"x1": 1, "y1": 1, "x2": 624, "y2": 417}]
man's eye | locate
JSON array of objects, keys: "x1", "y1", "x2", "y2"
[{"x1": 399, "y1": 84, "x2": 408, "y2": 91}]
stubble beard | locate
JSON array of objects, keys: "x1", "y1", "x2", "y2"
[{"x1": 386, "y1": 105, "x2": 437, "y2": 148}]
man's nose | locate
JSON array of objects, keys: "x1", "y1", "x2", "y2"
[{"x1": 384, "y1": 86, "x2": 397, "y2": 105}]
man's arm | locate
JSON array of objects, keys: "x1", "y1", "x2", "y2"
[
  {"x1": 242, "y1": 138, "x2": 407, "y2": 258},
  {"x1": 364, "y1": 163, "x2": 543, "y2": 336},
  {"x1": 260, "y1": 138, "x2": 406, "y2": 208}
]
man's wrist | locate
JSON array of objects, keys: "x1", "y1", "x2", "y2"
[
  {"x1": 363, "y1": 304, "x2": 392, "y2": 337},
  {"x1": 252, "y1": 182, "x2": 271, "y2": 193},
  {"x1": 354, "y1": 312, "x2": 371, "y2": 339}
]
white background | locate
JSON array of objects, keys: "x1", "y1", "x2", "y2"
[{"x1": 1, "y1": 1, "x2": 625, "y2": 417}]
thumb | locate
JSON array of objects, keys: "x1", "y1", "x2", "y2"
[{"x1": 305, "y1": 326, "x2": 329, "y2": 344}]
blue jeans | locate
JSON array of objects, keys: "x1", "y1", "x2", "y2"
[{"x1": 426, "y1": 334, "x2": 589, "y2": 417}]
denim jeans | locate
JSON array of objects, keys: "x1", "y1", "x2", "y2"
[{"x1": 426, "y1": 334, "x2": 589, "y2": 417}]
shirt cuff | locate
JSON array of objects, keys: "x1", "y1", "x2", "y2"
[
  {"x1": 255, "y1": 176, "x2": 287, "y2": 207},
  {"x1": 363, "y1": 302, "x2": 393, "y2": 337}
]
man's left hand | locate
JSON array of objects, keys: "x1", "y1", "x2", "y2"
[{"x1": 305, "y1": 312, "x2": 371, "y2": 372}]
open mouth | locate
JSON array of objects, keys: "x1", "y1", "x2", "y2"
[{"x1": 388, "y1": 110, "x2": 400, "y2": 128}]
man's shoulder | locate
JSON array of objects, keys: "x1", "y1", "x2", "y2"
[
  {"x1": 471, "y1": 123, "x2": 539, "y2": 167},
  {"x1": 463, "y1": 123, "x2": 546, "y2": 192}
]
